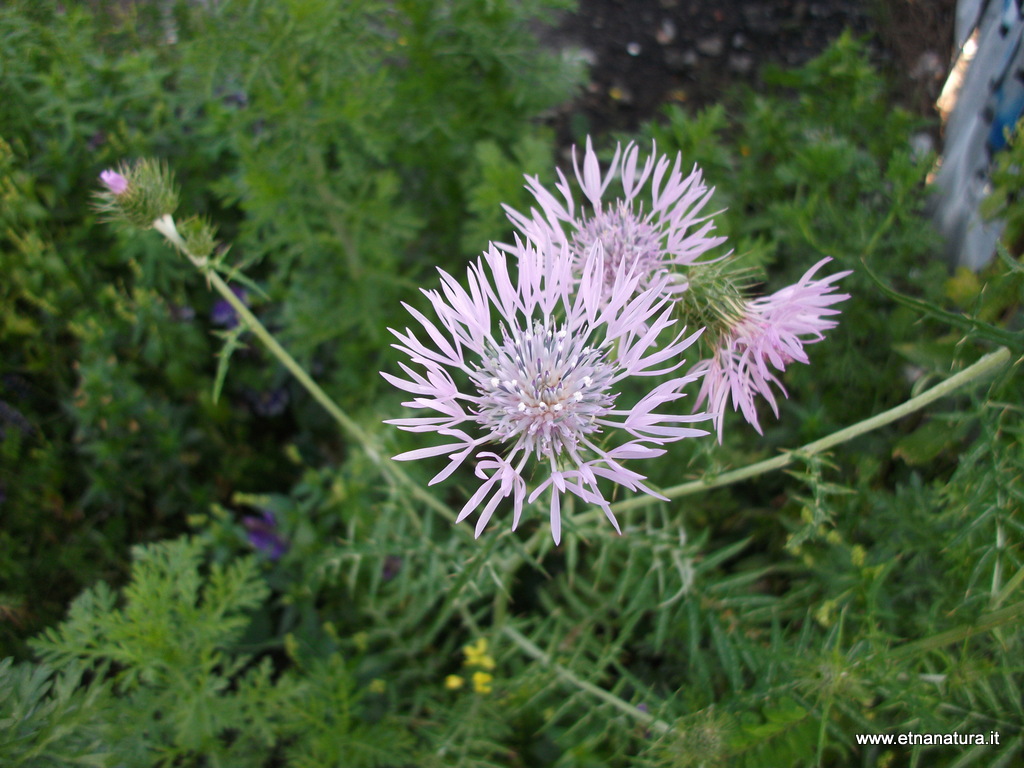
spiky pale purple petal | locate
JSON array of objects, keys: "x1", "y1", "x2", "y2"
[
  {"x1": 384, "y1": 237, "x2": 710, "y2": 543},
  {"x1": 693, "y1": 258, "x2": 852, "y2": 440},
  {"x1": 100, "y1": 169, "x2": 129, "y2": 195}
]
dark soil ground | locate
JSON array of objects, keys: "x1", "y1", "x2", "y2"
[{"x1": 545, "y1": 0, "x2": 958, "y2": 139}]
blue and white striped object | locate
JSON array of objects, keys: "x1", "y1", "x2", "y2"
[{"x1": 931, "y1": 0, "x2": 1024, "y2": 269}]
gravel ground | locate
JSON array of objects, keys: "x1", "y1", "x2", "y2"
[{"x1": 544, "y1": 0, "x2": 958, "y2": 138}]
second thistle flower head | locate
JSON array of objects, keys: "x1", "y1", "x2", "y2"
[
  {"x1": 692, "y1": 258, "x2": 852, "y2": 440},
  {"x1": 504, "y1": 136, "x2": 727, "y2": 303},
  {"x1": 384, "y1": 235, "x2": 709, "y2": 544}
]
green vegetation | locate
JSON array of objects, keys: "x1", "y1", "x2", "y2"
[{"x1": 1, "y1": 3, "x2": 1020, "y2": 766}]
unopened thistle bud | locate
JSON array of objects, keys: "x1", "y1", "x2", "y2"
[
  {"x1": 177, "y1": 215, "x2": 218, "y2": 261},
  {"x1": 94, "y1": 159, "x2": 179, "y2": 228}
]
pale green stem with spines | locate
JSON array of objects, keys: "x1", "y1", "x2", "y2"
[{"x1": 153, "y1": 215, "x2": 457, "y2": 527}]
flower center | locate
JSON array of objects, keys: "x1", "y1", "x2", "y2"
[
  {"x1": 472, "y1": 320, "x2": 615, "y2": 458},
  {"x1": 572, "y1": 202, "x2": 663, "y2": 294}
]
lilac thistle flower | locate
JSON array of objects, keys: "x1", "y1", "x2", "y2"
[
  {"x1": 692, "y1": 258, "x2": 852, "y2": 440},
  {"x1": 99, "y1": 169, "x2": 129, "y2": 195},
  {"x1": 384, "y1": 235, "x2": 709, "y2": 544},
  {"x1": 211, "y1": 285, "x2": 249, "y2": 328},
  {"x1": 504, "y1": 137, "x2": 727, "y2": 303}
]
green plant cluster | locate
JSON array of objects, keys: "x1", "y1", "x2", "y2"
[
  {"x1": 0, "y1": 0, "x2": 576, "y2": 654},
  {"x1": 2, "y1": 4, "x2": 1023, "y2": 768},
  {"x1": 984, "y1": 114, "x2": 1024, "y2": 259}
]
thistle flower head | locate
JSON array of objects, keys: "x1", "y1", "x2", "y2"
[
  {"x1": 692, "y1": 258, "x2": 852, "y2": 439},
  {"x1": 384, "y1": 236, "x2": 709, "y2": 543},
  {"x1": 505, "y1": 136, "x2": 727, "y2": 303},
  {"x1": 94, "y1": 159, "x2": 179, "y2": 228}
]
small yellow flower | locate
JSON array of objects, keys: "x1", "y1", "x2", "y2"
[
  {"x1": 463, "y1": 637, "x2": 487, "y2": 660},
  {"x1": 463, "y1": 638, "x2": 496, "y2": 670},
  {"x1": 369, "y1": 678, "x2": 386, "y2": 694},
  {"x1": 445, "y1": 675, "x2": 465, "y2": 690},
  {"x1": 472, "y1": 671, "x2": 494, "y2": 694}
]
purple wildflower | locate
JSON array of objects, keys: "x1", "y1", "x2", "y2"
[
  {"x1": 383, "y1": 235, "x2": 709, "y2": 544},
  {"x1": 211, "y1": 286, "x2": 248, "y2": 328},
  {"x1": 99, "y1": 169, "x2": 129, "y2": 195},
  {"x1": 504, "y1": 137, "x2": 727, "y2": 303},
  {"x1": 691, "y1": 258, "x2": 852, "y2": 440},
  {"x1": 242, "y1": 510, "x2": 288, "y2": 560}
]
